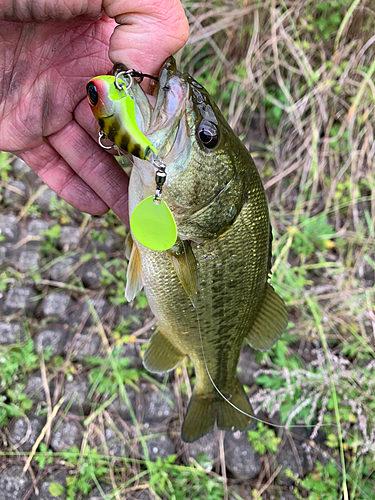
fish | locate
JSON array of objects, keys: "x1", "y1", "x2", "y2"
[{"x1": 86, "y1": 57, "x2": 288, "y2": 443}]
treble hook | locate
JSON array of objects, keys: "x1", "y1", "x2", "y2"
[{"x1": 98, "y1": 130, "x2": 115, "y2": 150}]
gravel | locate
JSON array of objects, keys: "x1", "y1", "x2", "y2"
[
  {"x1": 0, "y1": 321, "x2": 25, "y2": 344},
  {"x1": 224, "y1": 430, "x2": 261, "y2": 480},
  {"x1": 3, "y1": 286, "x2": 38, "y2": 314},
  {"x1": 50, "y1": 419, "x2": 83, "y2": 451},
  {"x1": 41, "y1": 291, "x2": 72, "y2": 317},
  {"x1": 0, "y1": 465, "x2": 32, "y2": 500}
]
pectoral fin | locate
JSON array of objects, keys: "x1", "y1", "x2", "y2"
[
  {"x1": 125, "y1": 231, "x2": 133, "y2": 260},
  {"x1": 143, "y1": 327, "x2": 185, "y2": 373},
  {"x1": 125, "y1": 240, "x2": 143, "y2": 301},
  {"x1": 170, "y1": 240, "x2": 198, "y2": 307},
  {"x1": 246, "y1": 283, "x2": 288, "y2": 352}
]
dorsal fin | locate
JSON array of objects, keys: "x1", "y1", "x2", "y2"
[
  {"x1": 170, "y1": 239, "x2": 198, "y2": 307},
  {"x1": 246, "y1": 283, "x2": 288, "y2": 351},
  {"x1": 125, "y1": 240, "x2": 143, "y2": 301}
]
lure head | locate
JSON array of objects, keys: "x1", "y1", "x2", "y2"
[
  {"x1": 86, "y1": 75, "x2": 156, "y2": 160},
  {"x1": 86, "y1": 76, "x2": 119, "y2": 122}
]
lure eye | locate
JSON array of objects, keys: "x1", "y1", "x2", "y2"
[
  {"x1": 87, "y1": 82, "x2": 98, "y2": 106},
  {"x1": 197, "y1": 120, "x2": 219, "y2": 149}
]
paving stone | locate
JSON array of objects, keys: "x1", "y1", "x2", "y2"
[
  {"x1": 224, "y1": 430, "x2": 261, "y2": 480},
  {"x1": 237, "y1": 345, "x2": 262, "y2": 387},
  {"x1": 41, "y1": 291, "x2": 72, "y2": 318},
  {"x1": 134, "y1": 491, "x2": 154, "y2": 500},
  {"x1": 0, "y1": 244, "x2": 7, "y2": 265},
  {"x1": 34, "y1": 327, "x2": 68, "y2": 356},
  {"x1": 0, "y1": 465, "x2": 32, "y2": 500},
  {"x1": 86, "y1": 485, "x2": 112, "y2": 500},
  {"x1": 12, "y1": 157, "x2": 30, "y2": 177},
  {"x1": 143, "y1": 386, "x2": 176, "y2": 423},
  {"x1": 0, "y1": 321, "x2": 25, "y2": 344},
  {"x1": 141, "y1": 429, "x2": 176, "y2": 461},
  {"x1": 63, "y1": 377, "x2": 90, "y2": 412},
  {"x1": 49, "y1": 255, "x2": 79, "y2": 282},
  {"x1": 68, "y1": 297, "x2": 111, "y2": 329},
  {"x1": 9, "y1": 414, "x2": 46, "y2": 451},
  {"x1": 34, "y1": 188, "x2": 58, "y2": 212},
  {"x1": 104, "y1": 427, "x2": 127, "y2": 457},
  {"x1": 51, "y1": 419, "x2": 83, "y2": 451},
  {"x1": 0, "y1": 213, "x2": 19, "y2": 242},
  {"x1": 65, "y1": 331, "x2": 102, "y2": 361},
  {"x1": 89, "y1": 229, "x2": 122, "y2": 253},
  {"x1": 59, "y1": 226, "x2": 81, "y2": 248},
  {"x1": 29, "y1": 471, "x2": 68, "y2": 500},
  {"x1": 183, "y1": 431, "x2": 219, "y2": 466},
  {"x1": 4, "y1": 286, "x2": 38, "y2": 314},
  {"x1": 120, "y1": 342, "x2": 142, "y2": 369},
  {"x1": 3, "y1": 180, "x2": 28, "y2": 204},
  {"x1": 110, "y1": 388, "x2": 137, "y2": 420},
  {"x1": 78, "y1": 260, "x2": 103, "y2": 288},
  {"x1": 27, "y1": 219, "x2": 50, "y2": 237},
  {"x1": 277, "y1": 439, "x2": 308, "y2": 486},
  {"x1": 18, "y1": 250, "x2": 41, "y2": 272},
  {"x1": 86, "y1": 296, "x2": 111, "y2": 320},
  {"x1": 266, "y1": 492, "x2": 299, "y2": 500},
  {"x1": 25, "y1": 372, "x2": 48, "y2": 402}
]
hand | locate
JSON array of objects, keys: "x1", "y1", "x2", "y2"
[{"x1": 0, "y1": 0, "x2": 189, "y2": 225}]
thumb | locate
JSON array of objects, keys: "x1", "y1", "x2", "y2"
[{"x1": 103, "y1": 0, "x2": 189, "y2": 81}]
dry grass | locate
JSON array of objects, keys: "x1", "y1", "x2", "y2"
[{"x1": 1, "y1": 1, "x2": 375, "y2": 499}]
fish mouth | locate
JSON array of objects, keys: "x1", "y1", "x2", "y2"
[{"x1": 145, "y1": 57, "x2": 190, "y2": 161}]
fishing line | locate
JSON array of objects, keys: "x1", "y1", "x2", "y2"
[{"x1": 182, "y1": 239, "x2": 334, "y2": 431}]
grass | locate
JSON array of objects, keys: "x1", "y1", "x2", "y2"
[{"x1": 1, "y1": 1, "x2": 375, "y2": 499}]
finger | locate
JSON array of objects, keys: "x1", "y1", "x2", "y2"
[
  {"x1": 0, "y1": 0, "x2": 103, "y2": 23},
  {"x1": 75, "y1": 97, "x2": 100, "y2": 142},
  {"x1": 18, "y1": 141, "x2": 110, "y2": 215},
  {"x1": 47, "y1": 119, "x2": 130, "y2": 225},
  {"x1": 104, "y1": 0, "x2": 189, "y2": 87}
]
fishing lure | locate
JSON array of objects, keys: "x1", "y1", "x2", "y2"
[{"x1": 86, "y1": 69, "x2": 177, "y2": 252}]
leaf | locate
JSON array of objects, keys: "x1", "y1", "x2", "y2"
[{"x1": 48, "y1": 482, "x2": 65, "y2": 497}]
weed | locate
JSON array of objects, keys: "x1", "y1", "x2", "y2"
[
  {"x1": 0, "y1": 340, "x2": 38, "y2": 426},
  {"x1": 148, "y1": 455, "x2": 225, "y2": 500},
  {"x1": 247, "y1": 422, "x2": 281, "y2": 455},
  {"x1": 62, "y1": 446, "x2": 110, "y2": 499},
  {"x1": 41, "y1": 224, "x2": 62, "y2": 257},
  {"x1": 87, "y1": 349, "x2": 140, "y2": 395}
]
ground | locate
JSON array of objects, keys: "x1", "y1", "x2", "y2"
[{"x1": 0, "y1": 1, "x2": 375, "y2": 499}]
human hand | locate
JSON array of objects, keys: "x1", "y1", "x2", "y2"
[{"x1": 0, "y1": 0, "x2": 189, "y2": 225}]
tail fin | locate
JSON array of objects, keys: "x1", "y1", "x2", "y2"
[{"x1": 181, "y1": 378, "x2": 255, "y2": 443}]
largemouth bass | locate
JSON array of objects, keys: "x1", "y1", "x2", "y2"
[{"x1": 86, "y1": 57, "x2": 288, "y2": 442}]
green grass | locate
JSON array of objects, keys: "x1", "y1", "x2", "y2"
[{"x1": 1, "y1": 1, "x2": 375, "y2": 499}]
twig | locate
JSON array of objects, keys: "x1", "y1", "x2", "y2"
[
  {"x1": 253, "y1": 465, "x2": 282, "y2": 500},
  {"x1": 218, "y1": 431, "x2": 228, "y2": 500},
  {"x1": 23, "y1": 397, "x2": 65, "y2": 473}
]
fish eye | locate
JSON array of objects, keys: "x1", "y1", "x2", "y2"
[
  {"x1": 87, "y1": 82, "x2": 98, "y2": 106},
  {"x1": 197, "y1": 120, "x2": 218, "y2": 149}
]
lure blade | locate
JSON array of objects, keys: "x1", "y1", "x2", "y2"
[{"x1": 130, "y1": 196, "x2": 177, "y2": 251}]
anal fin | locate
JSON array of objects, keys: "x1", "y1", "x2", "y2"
[
  {"x1": 170, "y1": 239, "x2": 198, "y2": 307},
  {"x1": 246, "y1": 283, "x2": 288, "y2": 352},
  {"x1": 143, "y1": 327, "x2": 185, "y2": 373},
  {"x1": 125, "y1": 240, "x2": 143, "y2": 301}
]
